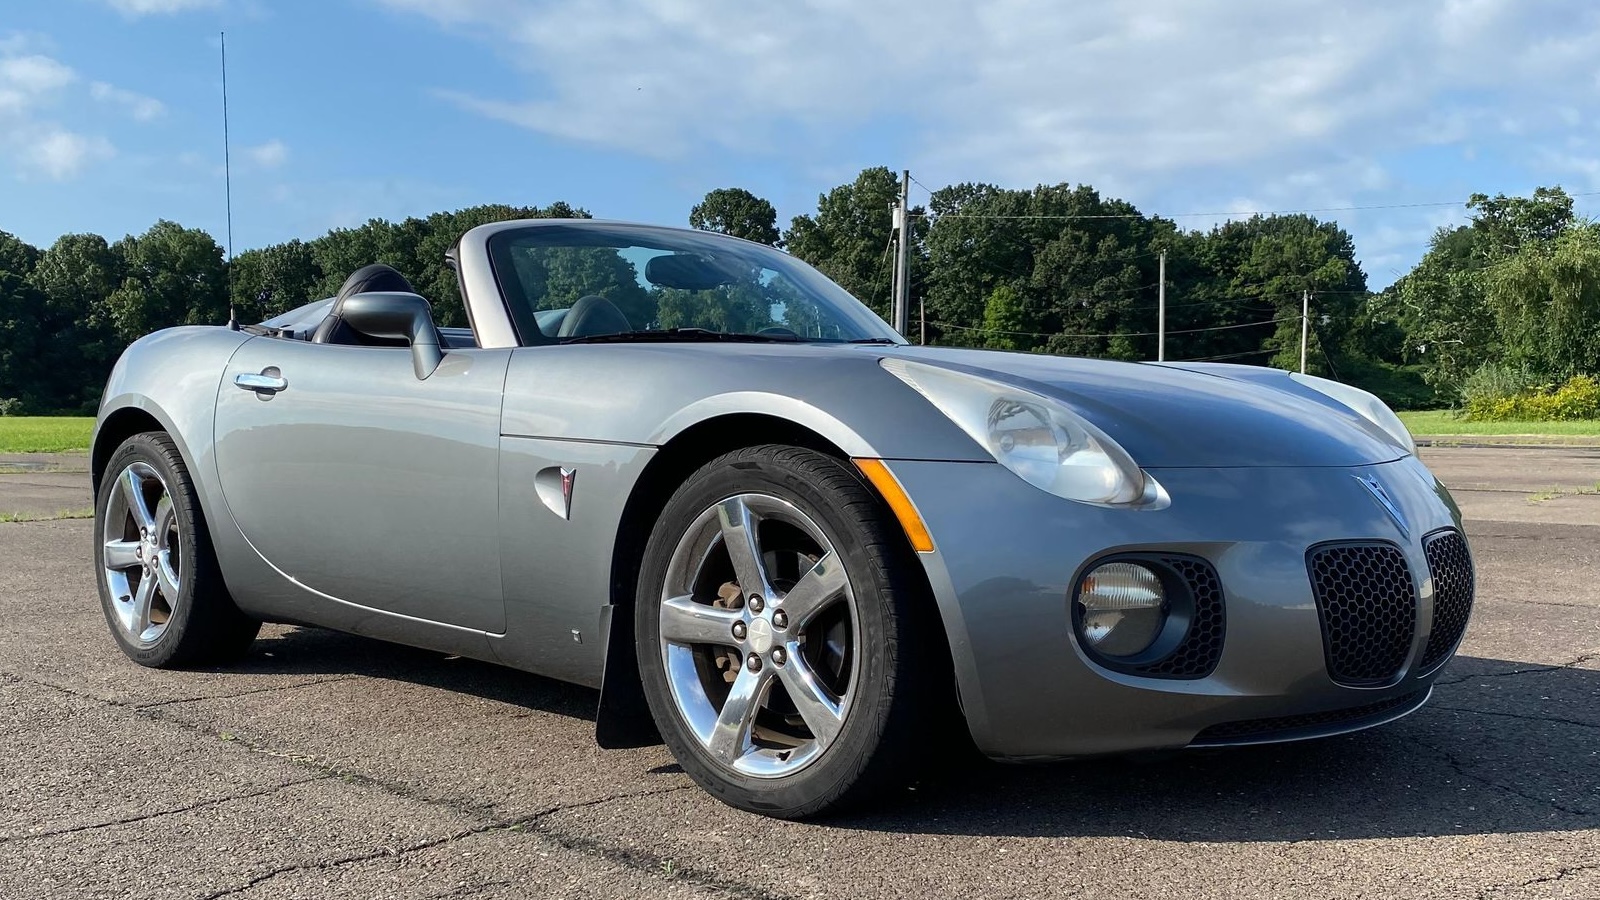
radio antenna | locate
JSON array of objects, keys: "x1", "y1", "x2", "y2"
[{"x1": 221, "y1": 30, "x2": 238, "y2": 330}]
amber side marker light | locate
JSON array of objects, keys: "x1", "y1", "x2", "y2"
[{"x1": 853, "y1": 458, "x2": 936, "y2": 553}]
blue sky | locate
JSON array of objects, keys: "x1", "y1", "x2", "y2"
[{"x1": 5, "y1": 0, "x2": 1600, "y2": 289}]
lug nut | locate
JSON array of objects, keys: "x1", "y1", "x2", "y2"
[
  {"x1": 731, "y1": 621, "x2": 747, "y2": 641},
  {"x1": 771, "y1": 647, "x2": 787, "y2": 666},
  {"x1": 747, "y1": 595, "x2": 764, "y2": 614},
  {"x1": 746, "y1": 653, "x2": 763, "y2": 673},
  {"x1": 771, "y1": 609, "x2": 788, "y2": 630}
]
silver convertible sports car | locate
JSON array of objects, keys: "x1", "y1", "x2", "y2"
[{"x1": 92, "y1": 218, "x2": 1475, "y2": 818}]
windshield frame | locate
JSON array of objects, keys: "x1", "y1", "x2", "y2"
[{"x1": 484, "y1": 220, "x2": 906, "y2": 347}]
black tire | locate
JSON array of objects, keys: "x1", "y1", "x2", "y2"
[
  {"x1": 635, "y1": 445, "x2": 950, "y2": 818},
  {"x1": 93, "y1": 432, "x2": 260, "y2": 668}
]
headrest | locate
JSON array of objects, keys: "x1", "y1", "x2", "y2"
[{"x1": 337, "y1": 264, "x2": 416, "y2": 302}]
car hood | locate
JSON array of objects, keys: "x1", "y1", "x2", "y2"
[{"x1": 877, "y1": 347, "x2": 1408, "y2": 468}]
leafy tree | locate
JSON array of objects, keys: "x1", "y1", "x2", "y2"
[
  {"x1": 978, "y1": 284, "x2": 1030, "y2": 351},
  {"x1": 513, "y1": 246, "x2": 655, "y2": 327},
  {"x1": 0, "y1": 231, "x2": 44, "y2": 411},
  {"x1": 785, "y1": 167, "x2": 910, "y2": 320},
  {"x1": 29, "y1": 233, "x2": 123, "y2": 411},
  {"x1": 105, "y1": 221, "x2": 227, "y2": 342},
  {"x1": 306, "y1": 202, "x2": 589, "y2": 327},
  {"x1": 228, "y1": 239, "x2": 322, "y2": 324},
  {"x1": 1466, "y1": 187, "x2": 1574, "y2": 260},
  {"x1": 690, "y1": 188, "x2": 781, "y2": 246},
  {"x1": 1482, "y1": 223, "x2": 1600, "y2": 378}
]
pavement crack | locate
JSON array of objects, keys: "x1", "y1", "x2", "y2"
[
  {"x1": 1479, "y1": 863, "x2": 1600, "y2": 899},
  {"x1": 1412, "y1": 736, "x2": 1596, "y2": 818},
  {"x1": 133, "y1": 675, "x2": 360, "y2": 709},
  {"x1": 195, "y1": 785, "x2": 708, "y2": 900},
  {"x1": 0, "y1": 776, "x2": 331, "y2": 845},
  {"x1": 1435, "y1": 651, "x2": 1599, "y2": 686},
  {"x1": 1430, "y1": 703, "x2": 1600, "y2": 731},
  {"x1": 0, "y1": 670, "x2": 504, "y2": 824}
]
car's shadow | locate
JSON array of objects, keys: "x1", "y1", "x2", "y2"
[{"x1": 234, "y1": 628, "x2": 1598, "y2": 840}]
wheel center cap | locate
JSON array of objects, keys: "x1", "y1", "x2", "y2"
[{"x1": 747, "y1": 617, "x2": 775, "y2": 654}]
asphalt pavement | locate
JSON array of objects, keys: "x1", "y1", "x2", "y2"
[{"x1": 0, "y1": 446, "x2": 1596, "y2": 899}]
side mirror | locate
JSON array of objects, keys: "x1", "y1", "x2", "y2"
[{"x1": 336, "y1": 292, "x2": 445, "y2": 379}]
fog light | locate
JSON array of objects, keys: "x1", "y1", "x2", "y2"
[{"x1": 1077, "y1": 562, "x2": 1167, "y2": 657}]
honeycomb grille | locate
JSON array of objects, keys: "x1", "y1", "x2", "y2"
[
  {"x1": 1307, "y1": 543, "x2": 1417, "y2": 686},
  {"x1": 1131, "y1": 556, "x2": 1225, "y2": 679},
  {"x1": 1191, "y1": 689, "x2": 1427, "y2": 744},
  {"x1": 1420, "y1": 531, "x2": 1474, "y2": 671}
]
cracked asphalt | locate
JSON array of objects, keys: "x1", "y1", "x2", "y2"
[{"x1": 0, "y1": 446, "x2": 1596, "y2": 899}]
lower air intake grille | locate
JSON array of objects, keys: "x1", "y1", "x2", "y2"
[
  {"x1": 1133, "y1": 556, "x2": 1225, "y2": 679},
  {"x1": 1420, "y1": 531, "x2": 1474, "y2": 671},
  {"x1": 1192, "y1": 689, "x2": 1428, "y2": 744},
  {"x1": 1307, "y1": 542, "x2": 1417, "y2": 686}
]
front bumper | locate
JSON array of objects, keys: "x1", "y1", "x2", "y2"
[{"x1": 887, "y1": 455, "x2": 1468, "y2": 760}]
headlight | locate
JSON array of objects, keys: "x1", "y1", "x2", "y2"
[
  {"x1": 1289, "y1": 372, "x2": 1416, "y2": 454},
  {"x1": 881, "y1": 358, "x2": 1148, "y2": 505}
]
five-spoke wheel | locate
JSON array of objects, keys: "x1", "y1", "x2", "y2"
[
  {"x1": 637, "y1": 445, "x2": 948, "y2": 818},
  {"x1": 658, "y1": 492, "x2": 858, "y2": 778},
  {"x1": 101, "y1": 461, "x2": 182, "y2": 646},
  {"x1": 93, "y1": 432, "x2": 260, "y2": 667}
]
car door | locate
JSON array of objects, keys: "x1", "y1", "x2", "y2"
[{"x1": 213, "y1": 336, "x2": 512, "y2": 633}]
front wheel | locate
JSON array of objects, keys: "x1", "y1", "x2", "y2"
[
  {"x1": 636, "y1": 445, "x2": 948, "y2": 818},
  {"x1": 94, "y1": 432, "x2": 260, "y2": 668}
]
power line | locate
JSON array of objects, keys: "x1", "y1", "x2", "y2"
[
  {"x1": 1179, "y1": 348, "x2": 1279, "y2": 362},
  {"x1": 916, "y1": 189, "x2": 1600, "y2": 223}
]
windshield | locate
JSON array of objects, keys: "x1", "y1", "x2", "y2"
[{"x1": 486, "y1": 222, "x2": 903, "y2": 345}]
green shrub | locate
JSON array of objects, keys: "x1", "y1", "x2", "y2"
[
  {"x1": 1460, "y1": 363, "x2": 1549, "y2": 409},
  {"x1": 1465, "y1": 373, "x2": 1600, "y2": 421}
]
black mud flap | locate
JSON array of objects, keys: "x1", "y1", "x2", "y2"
[{"x1": 594, "y1": 604, "x2": 663, "y2": 749}]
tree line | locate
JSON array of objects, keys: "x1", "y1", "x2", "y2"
[{"x1": 1, "y1": 170, "x2": 1593, "y2": 415}]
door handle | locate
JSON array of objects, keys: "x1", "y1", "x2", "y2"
[{"x1": 235, "y1": 370, "x2": 287, "y2": 394}]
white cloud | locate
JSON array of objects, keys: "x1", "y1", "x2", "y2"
[
  {"x1": 18, "y1": 128, "x2": 115, "y2": 179},
  {"x1": 245, "y1": 139, "x2": 288, "y2": 168},
  {"x1": 380, "y1": 0, "x2": 1600, "y2": 179},
  {"x1": 0, "y1": 54, "x2": 76, "y2": 101},
  {"x1": 379, "y1": 0, "x2": 1600, "y2": 286},
  {"x1": 0, "y1": 44, "x2": 134, "y2": 181},
  {"x1": 90, "y1": 81, "x2": 165, "y2": 121},
  {"x1": 103, "y1": 0, "x2": 219, "y2": 15}
]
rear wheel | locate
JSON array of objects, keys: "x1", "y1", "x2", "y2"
[
  {"x1": 94, "y1": 432, "x2": 259, "y2": 668},
  {"x1": 636, "y1": 445, "x2": 946, "y2": 818}
]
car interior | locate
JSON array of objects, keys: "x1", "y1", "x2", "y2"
[{"x1": 258, "y1": 263, "x2": 481, "y2": 349}]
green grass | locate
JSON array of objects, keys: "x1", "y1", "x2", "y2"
[
  {"x1": 0, "y1": 417, "x2": 94, "y2": 453},
  {"x1": 0, "y1": 508, "x2": 94, "y2": 523},
  {"x1": 1398, "y1": 410, "x2": 1600, "y2": 437}
]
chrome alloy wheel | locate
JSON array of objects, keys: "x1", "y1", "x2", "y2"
[
  {"x1": 101, "y1": 461, "x2": 181, "y2": 646},
  {"x1": 659, "y1": 493, "x2": 859, "y2": 778}
]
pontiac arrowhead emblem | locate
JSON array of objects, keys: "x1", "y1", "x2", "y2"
[
  {"x1": 560, "y1": 467, "x2": 576, "y2": 520},
  {"x1": 534, "y1": 466, "x2": 579, "y2": 520},
  {"x1": 1355, "y1": 474, "x2": 1409, "y2": 539}
]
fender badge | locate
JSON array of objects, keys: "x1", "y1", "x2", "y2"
[
  {"x1": 534, "y1": 466, "x2": 578, "y2": 520},
  {"x1": 1355, "y1": 474, "x2": 1409, "y2": 539}
]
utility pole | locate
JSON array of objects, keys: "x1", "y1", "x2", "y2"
[
  {"x1": 1157, "y1": 249, "x2": 1166, "y2": 361},
  {"x1": 892, "y1": 169, "x2": 911, "y2": 335},
  {"x1": 1300, "y1": 289, "x2": 1310, "y2": 374}
]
